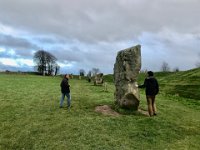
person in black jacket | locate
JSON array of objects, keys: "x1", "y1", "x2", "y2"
[
  {"x1": 60, "y1": 74, "x2": 71, "y2": 109},
  {"x1": 139, "y1": 71, "x2": 159, "y2": 116}
]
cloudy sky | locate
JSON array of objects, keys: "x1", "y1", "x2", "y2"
[{"x1": 0, "y1": 0, "x2": 200, "y2": 74}]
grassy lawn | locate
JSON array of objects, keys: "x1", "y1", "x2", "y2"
[{"x1": 0, "y1": 73, "x2": 200, "y2": 149}]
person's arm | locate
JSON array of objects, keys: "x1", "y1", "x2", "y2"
[
  {"x1": 60, "y1": 80, "x2": 64, "y2": 87},
  {"x1": 138, "y1": 79, "x2": 146, "y2": 88},
  {"x1": 67, "y1": 82, "x2": 70, "y2": 88},
  {"x1": 155, "y1": 79, "x2": 159, "y2": 94},
  {"x1": 65, "y1": 80, "x2": 70, "y2": 88}
]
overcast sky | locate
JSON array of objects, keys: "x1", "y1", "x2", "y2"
[{"x1": 0, "y1": 0, "x2": 200, "y2": 74}]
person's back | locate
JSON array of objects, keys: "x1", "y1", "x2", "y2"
[{"x1": 144, "y1": 76, "x2": 159, "y2": 96}]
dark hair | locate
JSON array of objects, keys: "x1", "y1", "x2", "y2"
[
  {"x1": 147, "y1": 71, "x2": 154, "y2": 77},
  {"x1": 64, "y1": 74, "x2": 68, "y2": 79}
]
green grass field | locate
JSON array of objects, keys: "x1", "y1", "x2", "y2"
[{"x1": 0, "y1": 72, "x2": 200, "y2": 150}]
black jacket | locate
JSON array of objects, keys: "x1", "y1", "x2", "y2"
[
  {"x1": 139, "y1": 77, "x2": 159, "y2": 96},
  {"x1": 60, "y1": 78, "x2": 70, "y2": 93}
]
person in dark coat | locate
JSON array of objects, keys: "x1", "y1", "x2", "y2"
[
  {"x1": 60, "y1": 74, "x2": 71, "y2": 109},
  {"x1": 139, "y1": 71, "x2": 159, "y2": 116}
]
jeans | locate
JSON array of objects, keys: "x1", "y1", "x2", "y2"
[{"x1": 60, "y1": 93, "x2": 71, "y2": 108}]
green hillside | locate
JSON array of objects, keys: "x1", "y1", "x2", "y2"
[
  {"x1": 154, "y1": 68, "x2": 200, "y2": 100},
  {"x1": 105, "y1": 68, "x2": 200, "y2": 100}
]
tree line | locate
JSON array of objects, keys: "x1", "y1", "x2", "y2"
[
  {"x1": 33, "y1": 50, "x2": 101, "y2": 76},
  {"x1": 33, "y1": 50, "x2": 200, "y2": 76}
]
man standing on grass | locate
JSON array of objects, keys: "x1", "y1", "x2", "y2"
[
  {"x1": 139, "y1": 71, "x2": 159, "y2": 116},
  {"x1": 60, "y1": 74, "x2": 71, "y2": 109}
]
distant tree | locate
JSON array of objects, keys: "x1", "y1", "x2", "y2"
[
  {"x1": 173, "y1": 67, "x2": 180, "y2": 72},
  {"x1": 195, "y1": 53, "x2": 200, "y2": 68},
  {"x1": 87, "y1": 70, "x2": 92, "y2": 82},
  {"x1": 161, "y1": 61, "x2": 170, "y2": 72},
  {"x1": 140, "y1": 69, "x2": 148, "y2": 74},
  {"x1": 196, "y1": 63, "x2": 200, "y2": 68},
  {"x1": 54, "y1": 64, "x2": 60, "y2": 76},
  {"x1": 79, "y1": 69, "x2": 85, "y2": 76},
  {"x1": 33, "y1": 50, "x2": 58, "y2": 75},
  {"x1": 92, "y1": 68, "x2": 100, "y2": 76},
  {"x1": 87, "y1": 70, "x2": 92, "y2": 77}
]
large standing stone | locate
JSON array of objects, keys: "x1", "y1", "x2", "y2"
[{"x1": 114, "y1": 45, "x2": 141, "y2": 110}]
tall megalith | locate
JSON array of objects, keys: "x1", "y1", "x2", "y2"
[{"x1": 114, "y1": 45, "x2": 141, "y2": 110}]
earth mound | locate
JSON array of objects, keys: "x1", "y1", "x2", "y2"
[{"x1": 95, "y1": 105, "x2": 120, "y2": 116}]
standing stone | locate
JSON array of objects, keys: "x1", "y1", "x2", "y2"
[
  {"x1": 94, "y1": 73, "x2": 104, "y2": 85},
  {"x1": 114, "y1": 45, "x2": 141, "y2": 110}
]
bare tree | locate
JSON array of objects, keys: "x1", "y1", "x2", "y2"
[
  {"x1": 33, "y1": 50, "x2": 58, "y2": 75},
  {"x1": 92, "y1": 68, "x2": 100, "y2": 76},
  {"x1": 54, "y1": 64, "x2": 60, "y2": 76},
  {"x1": 173, "y1": 67, "x2": 180, "y2": 72},
  {"x1": 196, "y1": 62, "x2": 200, "y2": 68},
  {"x1": 195, "y1": 53, "x2": 200, "y2": 68},
  {"x1": 79, "y1": 69, "x2": 85, "y2": 76},
  {"x1": 34, "y1": 50, "x2": 46, "y2": 75},
  {"x1": 161, "y1": 61, "x2": 170, "y2": 72},
  {"x1": 87, "y1": 70, "x2": 92, "y2": 82}
]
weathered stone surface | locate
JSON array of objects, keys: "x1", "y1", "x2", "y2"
[
  {"x1": 94, "y1": 73, "x2": 104, "y2": 85},
  {"x1": 114, "y1": 45, "x2": 141, "y2": 110}
]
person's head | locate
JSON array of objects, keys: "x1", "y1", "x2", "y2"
[
  {"x1": 64, "y1": 74, "x2": 69, "y2": 79},
  {"x1": 147, "y1": 71, "x2": 154, "y2": 77}
]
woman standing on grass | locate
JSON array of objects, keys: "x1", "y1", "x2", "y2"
[
  {"x1": 60, "y1": 74, "x2": 71, "y2": 109},
  {"x1": 139, "y1": 71, "x2": 159, "y2": 116}
]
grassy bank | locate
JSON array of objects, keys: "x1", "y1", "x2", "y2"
[
  {"x1": 0, "y1": 74, "x2": 200, "y2": 149},
  {"x1": 156, "y1": 68, "x2": 200, "y2": 100},
  {"x1": 105, "y1": 68, "x2": 200, "y2": 100}
]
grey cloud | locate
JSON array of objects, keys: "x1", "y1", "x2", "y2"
[
  {"x1": 49, "y1": 47, "x2": 85, "y2": 63},
  {"x1": 50, "y1": 41, "x2": 126, "y2": 64},
  {"x1": 0, "y1": 34, "x2": 39, "y2": 57},
  {"x1": 0, "y1": 50, "x2": 16, "y2": 58},
  {"x1": 0, "y1": 62, "x2": 32, "y2": 72},
  {"x1": 33, "y1": 36, "x2": 69, "y2": 45},
  {"x1": 139, "y1": 30, "x2": 200, "y2": 71},
  {"x1": 0, "y1": 0, "x2": 200, "y2": 73},
  {"x1": 47, "y1": 43, "x2": 117, "y2": 74},
  {"x1": 0, "y1": 0, "x2": 200, "y2": 43}
]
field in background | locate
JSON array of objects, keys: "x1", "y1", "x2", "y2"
[
  {"x1": 0, "y1": 71, "x2": 200, "y2": 149},
  {"x1": 104, "y1": 68, "x2": 200, "y2": 100}
]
